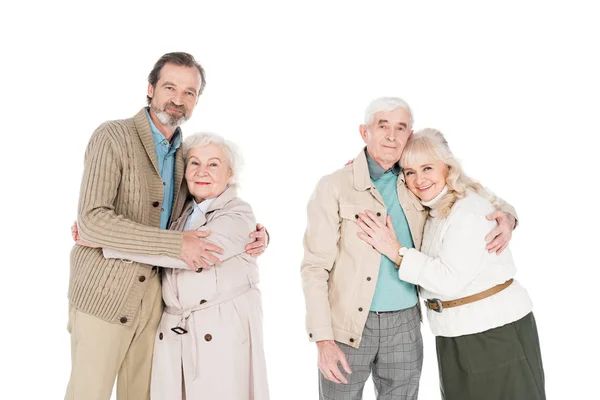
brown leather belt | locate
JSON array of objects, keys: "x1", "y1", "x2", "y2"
[{"x1": 424, "y1": 279, "x2": 513, "y2": 313}]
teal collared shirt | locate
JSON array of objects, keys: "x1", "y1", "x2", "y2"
[
  {"x1": 365, "y1": 150, "x2": 418, "y2": 312},
  {"x1": 146, "y1": 109, "x2": 182, "y2": 229}
]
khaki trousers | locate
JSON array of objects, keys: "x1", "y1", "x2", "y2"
[{"x1": 65, "y1": 271, "x2": 162, "y2": 400}]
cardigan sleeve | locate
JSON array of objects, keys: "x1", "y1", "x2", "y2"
[
  {"x1": 77, "y1": 126, "x2": 183, "y2": 258},
  {"x1": 399, "y1": 208, "x2": 496, "y2": 298},
  {"x1": 102, "y1": 200, "x2": 256, "y2": 268}
]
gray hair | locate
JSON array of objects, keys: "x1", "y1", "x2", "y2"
[
  {"x1": 364, "y1": 97, "x2": 414, "y2": 129},
  {"x1": 182, "y1": 132, "x2": 243, "y2": 185}
]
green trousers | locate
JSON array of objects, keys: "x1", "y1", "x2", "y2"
[{"x1": 436, "y1": 312, "x2": 545, "y2": 400}]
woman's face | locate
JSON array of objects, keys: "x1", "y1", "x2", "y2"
[
  {"x1": 185, "y1": 144, "x2": 232, "y2": 202},
  {"x1": 403, "y1": 158, "x2": 448, "y2": 202}
]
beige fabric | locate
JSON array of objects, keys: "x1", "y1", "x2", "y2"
[
  {"x1": 65, "y1": 272, "x2": 162, "y2": 400},
  {"x1": 301, "y1": 148, "x2": 518, "y2": 348},
  {"x1": 104, "y1": 186, "x2": 270, "y2": 400},
  {"x1": 69, "y1": 108, "x2": 187, "y2": 325}
]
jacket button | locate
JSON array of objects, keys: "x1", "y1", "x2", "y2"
[
  {"x1": 355, "y1": 214, "x2": 359, "y2": 219},
  {"x1": 349, "y1": 338, "x2": 355, "y2": 343},
  {"x1": 152, "y1": 201, "x2": 160, "y2": 207},
  {"x1": 200, "y1": 299, "x2": 207, "y2": 304},
  {"x1": 120, "y1": 317, "x2": 128, "y2": 324},
  {"x1": 204, "y1": 334, "x2": 212, "y2": 342},
  {"x1": 358, "y1": 307, "x2": 363, "y2": 312},
  {"x1": 138, "y1": 276, "x2": 146, "y2": 282},
  {"x1": 367, "y1": 277, "x2": 372, "y2": 281},
  {"x1": 159, "y1": 332, "x2": 163, "y2": 340},
  {"x1": 309, "y1": 333, "x2": 313, "y2": 338},
  {"x1": 376, "y1": 212, "x2": 381, "y2": 217}
]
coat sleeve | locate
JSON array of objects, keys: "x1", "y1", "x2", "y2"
[
  {"x1": 77, "y1": 125, "x2": 183, "y2": 258},
  {"x1": 300, "y1": 176, "x2": 340, "y2": 342},
  {"x1": 399, "y1": 207, "x2": 496, "y2": 298}
]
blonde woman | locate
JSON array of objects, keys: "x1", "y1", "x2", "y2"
[
  {"x1": 75, "y1": 133, "x2": 269, "y2": 399},
  {"x1": 356, "y1": 129, "x2": 545, "y2": 400}
]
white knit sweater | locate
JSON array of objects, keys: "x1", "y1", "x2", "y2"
[{"x1": 399, "y1": 188, "x2": 533, "y2": 337}]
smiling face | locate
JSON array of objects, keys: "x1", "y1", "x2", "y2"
[
  {"x1": 359, "y1": 107, "x2": 413, "y2": 170},
  {"x1": 185, "y1": 144, "x2": 232, "y2": 202},
  {"x1": 403, "y1": 158, "x2": 449, "y2": 202},
  {"x1": 147, "y1": 63, "x2": 202, "y2": 128}
]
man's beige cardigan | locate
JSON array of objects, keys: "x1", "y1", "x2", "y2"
[{"x1": 69, "y1": 108, "x2": 188, "y2": 325}]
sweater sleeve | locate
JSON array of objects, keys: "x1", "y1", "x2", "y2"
[
  {"x1": 77, "y1": 127, "x2": 183, "y2": 258},
  {"x1": 399, "y1": 209, "x2": 494, "y2": 298}
]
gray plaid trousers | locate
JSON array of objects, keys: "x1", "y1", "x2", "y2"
[{"x1": 319, "y1": 305, "x2": 423, "y2": 400}]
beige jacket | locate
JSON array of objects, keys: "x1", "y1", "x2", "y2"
[
  {"x1": 301, "y1": 148, "x2": 517, "y2": 348},
  {"x1": 104, "y1": 186, "x2": 269, "y2": 399}
]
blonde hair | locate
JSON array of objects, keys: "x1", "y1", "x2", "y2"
[{"x1": 400, "y1": 128, "x2": 499, "y2": 217}]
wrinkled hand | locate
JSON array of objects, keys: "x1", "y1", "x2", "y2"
[
  {"x1": 181, "y1": 230, "x2": 224, "y2": 271},
  {"x1": 317, "y1": 340, "x2": 352, "y2": 384},
  {"x1": 71, "y1": 221, "x2": 101, "y2": 248},
  {"x1": 356, "y1": 211, "x2": 400, "y2": 261},
  {"x1": 245, "y1": 223, "x2": 268, "y2": 257},
  {"x1": 485, "y1": 211, "x2": 516, "y2": 254}
]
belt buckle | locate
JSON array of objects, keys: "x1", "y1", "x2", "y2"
[
  {"x1": 426, "y1": 298, "x2": 443, "y2": 313},
  {"x1": 170, "y1": 326, "x2": 188, "y2": 335}
]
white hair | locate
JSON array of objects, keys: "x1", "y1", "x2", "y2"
[
  {"x1": 182, "y1": 132, "x2": 243, "y2": 185},
  {"x1": 364, "y1": 97, "x2": 414, "y2": 129}
]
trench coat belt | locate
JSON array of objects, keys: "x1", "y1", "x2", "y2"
[{"x1": 164, "y1": 280, "x2": 255, "y2": 380}]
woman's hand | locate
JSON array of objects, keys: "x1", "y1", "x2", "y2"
[
  {"x1": 71, "y1": 221, "x2": 102, "y2": 248},
  {"x1": 356, "y1": 211, "x2": 401, "y2": 261}
]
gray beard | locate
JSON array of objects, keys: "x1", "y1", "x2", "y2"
[{"x1": 152, "y1": 106, "x2": 187, "y2": 127}]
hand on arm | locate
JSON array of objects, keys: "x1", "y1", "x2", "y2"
[
  {"x1": 484, "y1": 210, "x2": 516, "y2": 254},
  {"x1": 245, "y1": 223, "x2": 269, "y2": 257}
]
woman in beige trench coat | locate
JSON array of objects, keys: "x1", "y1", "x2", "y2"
[{"x1": 83, "y1": 132, "x2": 269, "y2": 400}]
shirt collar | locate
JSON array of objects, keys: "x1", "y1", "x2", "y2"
[
  {"x1": 365, "y1": 148, "x2": 401, "y2": 180},
  {"x1": 145, "y1": 108, "x2": 182, "y2": 150},
  {"x1": 192, "y1": 198, "x2": 217, "y2": 215}
]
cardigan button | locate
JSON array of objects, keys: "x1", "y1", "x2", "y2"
[
  {"x1": 120, "y1": 317, "x2": 128, "y2": 324},
  {"x1": 159, "y1": 332, "x2": 164, "y2": 340},
  {"x1": 152, "y1": 201, "x2": 160, "y2": 207},
  {"x1": 138, "y1": 276, "x2": 146, "y2": 282},
  {"x1": 204, "y1": 334, "x2": 212, "y2": 342}
]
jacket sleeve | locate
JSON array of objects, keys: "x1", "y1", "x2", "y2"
[
  {"x1": 77, "y1": 125, "x2": 183, "y2": 258},
  {"x1": 300, "y1": 176, "x2": 340, "y2": 342},
  {"x1": 102, "y1": 200, "x2": 256, "y2": 268},
  {"x1": 399, "y1": 207, "x2": 495, "y2": 298}
]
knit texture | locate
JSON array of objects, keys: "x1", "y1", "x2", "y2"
[{"x1": 69, "y1": 108, "x2": 188, "y2": 324}]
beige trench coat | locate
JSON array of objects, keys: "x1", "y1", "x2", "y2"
[{"x1": 104, "y1": 186, "x2": 269, "y2": 399}]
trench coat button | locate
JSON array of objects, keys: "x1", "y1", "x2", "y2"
[
  {"x1": 120, "y1": 317, "x2": 128, "y2": 324},
  {"x1": 159, "y1": 332, "x2": 163, "y2": 340},
  {"x1": 138, "y1": 276, "x2": 146, "y2": 282},
  {"x1": 358, "y1": 307, "x2": 363, "y2": 312},
  {"x1": 200, "y1": 299, "x2": 207, "y2": 304},
  {"x1": 376, "y1": 212, "x2": 381, "y2": 217},
  {"x1": 349, "y1": 338, "x2": 355, "y2": 343},
  {"x1": 367, "y1": 277, "x2": 372, "y2": 281},
  {"x1": 152, "y1": 201, "x2": 160, "y2": 207},
  {"x1": 204, "y1": 334, "x2": 212, "y2": 342},
  {"x1": 309, "y1": 333, "x2": 313, "y2": 338},
  {"x1": 355, "y1": 214, "x2": 359, "y2": 219}
]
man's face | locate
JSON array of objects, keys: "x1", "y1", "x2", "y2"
[
  {"x1": 147, "y1": 63, "x2": 202, "y2": 127},
  {"x1": 359, "y1": 107, "x2": 413, "y2": 168}
]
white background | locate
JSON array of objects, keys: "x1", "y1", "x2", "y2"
[{"x1": 1, "y1": 1, "x2": 598, "y2": 399}]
